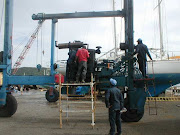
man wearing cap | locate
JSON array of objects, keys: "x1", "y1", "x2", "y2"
[
  {"x1": 75, "y1": 45, "x2": 89, "y2": 83},
  {"x1": 134, "y1": 38, "x2": 152, "y2": 77},
  {"x1": 105, "y1": 78, "x2": 124, "y2": 135}
]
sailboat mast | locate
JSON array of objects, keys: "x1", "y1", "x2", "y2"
[
  {"x1": 158, "y1": 0, "x2": 164, "y2": 60},
  {"x1": 112, "y1": 0, "x2": 117, "y2": 59}
]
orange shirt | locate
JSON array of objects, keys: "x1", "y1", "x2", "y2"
[{"x1": 76, "y1": 48, "x2": 89, "y2": 63}]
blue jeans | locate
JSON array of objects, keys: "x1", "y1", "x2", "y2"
[{"x1": 109, "y1": 109, "x2": 121, "y2": 135}]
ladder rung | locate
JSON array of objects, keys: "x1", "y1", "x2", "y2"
[{"x1": 62, "y1": 110, "x2": 91, "y2": 113}]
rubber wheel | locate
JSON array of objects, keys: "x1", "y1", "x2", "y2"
[
  {"x1": 0, "y1": 94, "x2": 18, "y2": 117},
  {"x1": 45, "y1": 89, "x2": 59, "y2": 102},
  {"x1": 121, "y1": 98, "x2": 144, "y2": 122}
]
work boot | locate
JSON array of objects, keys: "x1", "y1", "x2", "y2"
[
  {"x1": 76, "y1": 77, "x2": 79, "y2": 83},
  {"x1": 82, "y1": 80, "x2": 85, "y2": 83},
  {"x1": 120, "y1": 107, "x2": 127, "y2": 113},
  {"x1": 75, "y1": 79, "x2": 79, "y2": 83},
  {"x1": 76, "y1": 80, "x2": 79, "y2": 83}
]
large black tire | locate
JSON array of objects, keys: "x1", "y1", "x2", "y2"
[
  {"x1": 45, "y1": 89, "x2": 59, "y2": 102},
  {"x1": 0, "y1": 94, "x2": 18, "y2": 117},
  {"x1": 121, "y1": 98, "x2": 144, "y2": 122}
]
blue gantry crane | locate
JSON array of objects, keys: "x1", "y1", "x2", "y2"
[{"x1": 0, "y1": 0, "x2": 149, "y2": 122}]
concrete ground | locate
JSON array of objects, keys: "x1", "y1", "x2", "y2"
[{"x1": 0, "y1": 90, "x2": 180, "y2": 135}]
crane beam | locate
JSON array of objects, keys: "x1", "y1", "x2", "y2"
[{"x1": 32, "y1": 10, "x2": 125, "y2": 20}]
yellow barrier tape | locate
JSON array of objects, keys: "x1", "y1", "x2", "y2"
[{"x1": 146, "y1": 97, "x2": 180, "y2": 101}]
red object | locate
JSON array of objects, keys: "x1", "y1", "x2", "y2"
[
  {"x1": 49, "y1": 87, "x2": 54, "y2": 96},
  {"x1": 76, "y1": 48, "x2": 89, "y2": 63},
  {"x1": 55, "y1": 74, "x2": 64, "y2": 83}
]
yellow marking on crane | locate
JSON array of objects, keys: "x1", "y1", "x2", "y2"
[
  {"x1": 146, "y1": 97, "x2": 180, "y2": 101},
  {"x1": 0, "y1": 72, "x2": 3, "y2": 86}
]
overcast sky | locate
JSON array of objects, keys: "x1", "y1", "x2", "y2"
[{"x1": 0, "y1": 0, "x2": 179, "y2": 68}]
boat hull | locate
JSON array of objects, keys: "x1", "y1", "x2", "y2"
[
  {"x1": 147, "y1": 60, "x2": 180, "y2": 96},
  {"x1": 148, "y1": 73, "x2": 180, "y2": 96}
]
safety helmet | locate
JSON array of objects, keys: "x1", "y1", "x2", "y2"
[
  {"x1": 137, "y1": 38, "x2": 142, "y2": 42},
  {"x1": 110, "y1": 78, "x2": 117, "y2": 86}
]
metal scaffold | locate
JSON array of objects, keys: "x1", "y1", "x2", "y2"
[{"x1": 58, "y1": 74, "x2": 96, "y2": 129}]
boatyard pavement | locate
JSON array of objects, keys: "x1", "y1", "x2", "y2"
[{"x1": 0, "y1": 90, "x2": 180, "y2": 135}]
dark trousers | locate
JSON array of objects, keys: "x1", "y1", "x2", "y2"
[
  {"x1": 66, "y1": 63, "x2": 77, "y2": 82},
  {"x1": 109, "y1": 109, "x2": 121, "y2": 135},
  {"x1": 76, "y1": 61, "x2": 87, "y2": 81},
  {"x1": 138, "y1": 59, "x2": 146, "y2": 77}
]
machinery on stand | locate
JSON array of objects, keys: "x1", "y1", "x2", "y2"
[
  {"x1": 56, "y1": 41, "x2": 101, "y2": 83},
  {"x1": 0, "y1": 0, "x2": 151, "y2": 122}
]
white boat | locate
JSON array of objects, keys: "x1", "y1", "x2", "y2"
[
  {"x1": 147, "y1": 59, "x2": 180, "y2": 96},
  {"x1": 147, "y1": 59, "x2": 180, "y2": 74}
]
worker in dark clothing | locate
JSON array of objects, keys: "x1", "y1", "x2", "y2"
[
  {"x1": 105, "y1": 78, "x2": 124, "y2": 135},
  {"x1": 66, "y1": 49, "x2": 77, "y2": 82},
  {"x1": 134, "y1": 38, "x2": 152, "y2": 77},
  {"x1": 75, "y1": 45, "x2": 89, "y2": 83}
]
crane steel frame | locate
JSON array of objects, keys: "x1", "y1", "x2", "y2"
[{"x1": 0, "y1": 0, "x2": 135, "y2": 112}]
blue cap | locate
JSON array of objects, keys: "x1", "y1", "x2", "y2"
[
  {"x1": 110, "y1": 78, "x2": 117, "y2": 86},
  {"x1": 137, "y1": 38, "x2": 142, "y2": 42}
]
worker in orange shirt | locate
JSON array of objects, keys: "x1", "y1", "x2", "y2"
[{"x1": 75, "y1": 45, "x2": 89, "y2": 83}]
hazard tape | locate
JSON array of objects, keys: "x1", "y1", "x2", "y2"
[{"x1": 146, "y1": 97, "x2": 180, "y2": 101}]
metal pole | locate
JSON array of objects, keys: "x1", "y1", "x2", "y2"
[
  {"x1": 90, "y1": 73, "x2": 95, "y2": 128},
  {"x1": 124, "y1": 0, "x2": 128, "y2": 43},
  {"x1": 94, "y1": 83, "x2": 97, "y2": 122},
  {"x1": 59, "y1": 74, "x2": 62, "y2": 128},
  {"x1": 124, "y1": 0, "x2": 134, "y2": 89},
  {"x1": 124, "y1": 0, "x2": 136, "y2": 109},
  {"x1": 3, "y1": 0, "x2": 13, "y2": 73},
  {"x1": 66, "y1": 86, "x2": 69, "y2": 122},
  {"x1": 158, "y1": 0, "x2": 164, "y2": 60},
  {"x1": 112, "y1": 0, "x2": 117, "y2": 59},
  {"x1": 50, "y1": 19, "x2": 58, "y2": 75},
  {"x1": 128, "y1": 0, "x2": 134, "y2": 53},
  {"x1": 0, "y1": 0, "x2": 14, "y2": 105}
]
